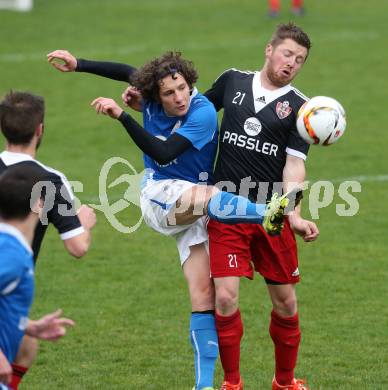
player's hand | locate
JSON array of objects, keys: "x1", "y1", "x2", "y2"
[
  {"x1": 77, "y1": 205, "x2": 97, "y2": 230},
  {"x1": 91, "y1": 97, "x2": 124, "y2": 119},
  {"x1": 0, "y1": 351, "x2": 12, "y2": 385},
  {"x1": 289, "y1": 214, "x2": 319, "y2": 242},
  {"x1": 25, "y1": 309, "x2": 75, "y2": 341},
  {"x1": 122, "y1": 86, "x2": 142, "y2": 112},
  {"x1": 47, "y1": 49, "x2": 77, "y2": 72}
]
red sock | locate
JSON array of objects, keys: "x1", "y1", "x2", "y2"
[
  {"x1": 269, "y1": 310, "x2": 301, "y2": 386},
  {"x1": 269, "y1": 0, "x2": 280, "y2": 13},
  {"x1": 215, "y1": 309, "x2": 243, "y2": 385},
  {"x1": 292, "y1": 0, "x2": 303, "y2": 9},
  {"x1": 10, "y1": 364, "x2": 28, "y2": 390}
]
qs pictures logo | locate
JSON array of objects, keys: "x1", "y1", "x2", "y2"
[{"x1": 90, "y1": 157, "x2": 145, "y2": 233}]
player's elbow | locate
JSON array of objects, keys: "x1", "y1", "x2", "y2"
[
  {"x1": 68, "y1": 244, "x2": 88, "y2": 259},
  {"x1": 155, "y1": 157, "x2": 170, "y2": 165},
  {"x1": 154, "y1": 152, "x2": 176, "y2": 165},
  {"x1": 64, "y1": 235, "x2": 90, "y2": 259}
]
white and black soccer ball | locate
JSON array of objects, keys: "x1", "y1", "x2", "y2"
[{"x1": 296, "y1": 96, "x2": 346, "y2": 145}]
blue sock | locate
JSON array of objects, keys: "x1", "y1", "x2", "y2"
[
  {"x1": 190, "y1": 312, "x2": 219, "y2": 389},
  {"x1": 207, "y1": 191, "x2": 266, "y2": 224}
]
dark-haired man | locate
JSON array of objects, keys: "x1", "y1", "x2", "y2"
[
  {"x1": 203, "y1": 23, "x2": 319, "y2": 390},
  {"x1": 0, "y1": 91, "x2": 96, "y2": 389},
  {"x1": 0, "y1": 165, "x2": 74, "y2": 390}
]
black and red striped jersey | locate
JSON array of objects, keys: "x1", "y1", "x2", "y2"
[{"x1": 205, "y1": 68, "x2": 309, "y2": 202}]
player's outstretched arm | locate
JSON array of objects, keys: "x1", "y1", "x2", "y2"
[
  {"x1": 25, "y1": 309, "x2": 75, "y2": 341},
  {"x1": 91, "y1": 97, "x2": 192, "y2": 164},
  {"x1": 47, "y1": 49, "x2": 136, "y2": 82},
  {"x1": 63, "y1": 205, "x2": 97, "y2": 258},
  {"x1": 0, "y1": 350, "x2": 12, "y2": 385}
]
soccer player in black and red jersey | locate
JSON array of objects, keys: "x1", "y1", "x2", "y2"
[{"x1": 203, "y1": 23, "x2": 319, "y2": 390}]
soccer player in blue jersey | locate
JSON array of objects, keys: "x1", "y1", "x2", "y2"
[
  {"x1": 0, "y1": 165, "x2": 74, "y2": 389},
  {"x1": 47, "y1": 50, "x2": 289, "y2": 390}
]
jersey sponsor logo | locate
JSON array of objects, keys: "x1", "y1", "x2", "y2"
[
  {"x1": 276, "y1": 101, "x2": 292, "y2": 119},
  {"x1": 243, "y1": 117, "x2": 262, "y2": 136},
  {"x1": 222, "y1": 130, "x2": 279, "y2": 156}
]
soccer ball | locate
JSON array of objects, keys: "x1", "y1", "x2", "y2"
[{"x1": 296, "y1": 96, "x2": 346, "y2": 145}]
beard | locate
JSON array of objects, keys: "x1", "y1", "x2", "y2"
[{"x1": 266, "y1": 61, "x2": 293, "y2": 88}]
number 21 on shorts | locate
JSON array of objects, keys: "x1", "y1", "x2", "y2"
[{"x1": 228, "y1": 254, "x2": 238, "y2": 268}]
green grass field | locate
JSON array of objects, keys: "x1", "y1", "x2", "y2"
[{"x1": 1, "y1": 0, "x2": 388, "y2": 388}]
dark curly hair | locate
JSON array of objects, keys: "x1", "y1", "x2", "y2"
[{"x1": 130, "y1": 51, "x2": 198, "y2": 102}]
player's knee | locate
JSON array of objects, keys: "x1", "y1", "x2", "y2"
[
  {"x1": 273, "y1": 295, "x2": 297, "y2": 317},
  {"x1": 203, "y1": 283, "x2": 215, "y2": 302},
  {"x1": 192, "y1": 293, "x2": 215, "y2": 311},
  {"x1": 215, "y1": 287, "x2": 238, "y2": 314},
  {"x1": 189, "y1": 282, "x2": 215, "y2": 310}
]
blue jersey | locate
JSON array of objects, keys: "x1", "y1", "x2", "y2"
[
  {"x1": 0, "y1": 223, "x2": 34, "y2": 364},
  {"x1": 142, "y1": 88, "x2": 218, "y2": 184}
]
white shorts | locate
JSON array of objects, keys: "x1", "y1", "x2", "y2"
[{"x1": 140, "y1": 178, "x2": 208, "y2": 264}]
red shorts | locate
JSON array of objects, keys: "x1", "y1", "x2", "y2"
[{"x1": 207, "y1": 218, "x2": 300, "y2": 284}]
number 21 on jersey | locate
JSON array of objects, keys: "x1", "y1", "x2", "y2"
[{"x1": 232, "y1": 91, "x2": 246, "y2": 105}]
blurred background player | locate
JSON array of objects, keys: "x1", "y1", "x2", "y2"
[
  {"x1": 0, "y1": 91, "x2": 96, "y2": 389},
  {"x1": 0, "y1": 164, "x2": 74, "y2": 390},
  {"x1": 203, "y1": 23, "x2": 318, "y2": 389},
  {"x1": 268, "y1": 0, "x2": 305, "y2": 17},
  {"x1": 47, "y1": 49, "x2": 288, "y2": 389}
]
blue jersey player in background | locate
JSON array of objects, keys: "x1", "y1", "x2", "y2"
[
  {"x1": 47, "y1": 49, "x2": 289, "y2": 390},
  {"x1": 0, "y1": 165, "x2": 74, "y2": 389}
]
